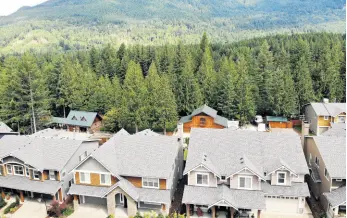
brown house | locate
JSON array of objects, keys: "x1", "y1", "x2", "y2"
[
  {"x1": 52, "y1": 110, "x2": 103, "y2": 133},
  {"x1": 179, "y1": 105, "x2": 230, "y2": 133}
]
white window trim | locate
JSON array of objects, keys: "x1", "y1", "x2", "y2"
[
  {"x1": 238, "y1": 175, "x2": 253, "y2": 190},
  {"x1": 119, "y1": 194, "x2": 124, "y2": 203},
  {"x1": 25, "y1": 167, "x2": 30, "y2": 177},
  {"x1": 277, "y1": 172, "x2": 286, "y2": 185},
  {"x1": 6, "y1": 165, "x2": 12, "y2": 174},
  {"x1": 49, "y1": 170, "x2": 56, "y2": 180},
  {"x1": 100, "y1": 173, "x2": 111, "y2": 186},
  {"x1": 324, "y1": 168, "x2": 329, "y2": 181},
  {"x1": 324, "y1": 116, "x2": 329, "y2": 120},
  {"x1": 196, "y1": 173, "x2": 209, "y2": 187},
  {"x1": 33, "y1": 170, "x2": 40, "y2": 180},
  {"x1": 142, "y1": 177, "x2": 160, "y2": 189},
  {"x1": 13, "y1": 165, "x2": 24, "y2": 176},
  {"x1": 79, "y1": 172, "x2": 91, "y2": 184}
]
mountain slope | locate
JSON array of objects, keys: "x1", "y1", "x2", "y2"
[{"x1": 0, "y1": 0, "x2": 345, "y2": 54}]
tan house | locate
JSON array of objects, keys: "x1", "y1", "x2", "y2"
[
  {"x1": 182, "y1": 128, "x2": 311, "y2": 218},
  {"x1": 304, "y1": 100, "x2": 346, "y2": 135},
  {"x1": 0, "y1": 135, "x2": 98, "y2": 203},
  {"x1": 52, "y1": 110, "x2": 103, "y2": 133},
  {"x1": 68, "y1": 130, "x2": 184, "y2": 217},
  {"x1": 302, "y1": 124, "x2": 346, "y2": 218}
]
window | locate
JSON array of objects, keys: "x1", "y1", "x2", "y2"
[
  {"x1": 324, "y1": 116, "x2": 329, "y2": 120},
  {"x1": 238, "y1": 176, "x2": 252, "y2": 189},
  {"x1": 200, "y1": 118, "x2": 206, "y2": 126},
  {"x1": 79, "y1": 151, "x2": 88, "y2": 162},
  {"x1": 25, "y1": 167, "x2": 30, "y2": 177},
  {"x1": 100, "y1": 174, "x2": 111, "y2": 185},
  {"x1": 221, "y1": 176, "x2": 226, "y2": 180},
  {"x1": 14, "y1": 165, "x2": 24, "y2": 176},
  {"x1": 72, "y1": 116, "x2": 77, "y2": 120},
  {"x1": 324, "y1": 168, "x2": 329, "y2": 180},
  {"x1": 142, "y1": 177, "x2": 159, "y2": 188},
  {"x1": 196, "y1": 173, "x2": 209, "y2": 186},
  {"x1": 309, "y1": 153, "x2": 312, "y2": 165},
  {"x1": 81, "y1": 116, "x2": 87, "y2": 121},
  {"x1": 277, "y1": 172, "x2": 286, "y2": 185},
  {"x1": 119, "y1": 194, "x2": 124, "y2": 203},
  {"x1": 80, "y1": 172, "x2": 90, "y2": 184},
  {"x1": 33, "y1": 170, "x2": 40, "y2": 180},
  {"x1": 315, "y1": 157, "x2": 320, "y2": 167},
  {"x1": 6, "y1": 165, "x2": 12, "y2": 174},
  {"x1": 49, "y1": 170, "x2": 55, "y2": 180}
]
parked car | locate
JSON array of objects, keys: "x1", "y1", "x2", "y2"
[{"x1": 254, "y1": 115, "x2": 263, "y2": 124}]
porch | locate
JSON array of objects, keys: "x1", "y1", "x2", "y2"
[{"x1": 186, "y1": 204, "x2": 260, "y2": 218}]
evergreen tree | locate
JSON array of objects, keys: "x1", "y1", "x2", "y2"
[
  {"x1": 295, "y1": 56, "x2": 315, "y2": 111},
  {"x1": 120, "y1": 61, "x2": 148, "y2": 132}
]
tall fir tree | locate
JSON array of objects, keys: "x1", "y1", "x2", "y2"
[{"x1": 295, "y1": 56, "x2": 315, "y2": 111}]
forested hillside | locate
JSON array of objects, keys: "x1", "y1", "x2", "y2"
[
  {"x1": 0, "y1": 33, "x2": 345, "y2": 134},
  {"x1": 0, "y1": 0, "x2": 345, "y2": 54}
]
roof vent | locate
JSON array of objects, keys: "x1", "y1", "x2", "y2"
[
  {"x1": 323, "y1": 98, "x2": 329, "y2": 104},
  {"x1": 240, "y1": 157, "x2": 244, "y2": 164}
]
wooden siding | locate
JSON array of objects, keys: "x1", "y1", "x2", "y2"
[
  {"x1": 42, "y1": 170, "x2": 48, "y2": 181},
  {"x1": 74, "y1": 172, "x2": 117, "y2": 186},
  {"x1": 159, "y1": 179, "x2": 166, "y2": 190},
  {"x1": 124, "y1": 176, "x2": 142, "y2": 188},
  {"x1": 269, "y1": 121, "x2": 293, "y2": 128},
  {"x1": 90, "y1": 116, "x2": 102, "y2": 133},
  {"x1": 111, "y1": 176, "x2": 118, "y2": 185},
  {"x1": 318, "y1": 116, "x2": 331, "y2": 126},
  {"x1": 75, "y1": 172, "x2": 80, "y2": 184},
  {"x1": 58, "y1": 189, "x2": 63, "y2": 201},
  {"x1": 183, "y1": 115, "x2": 224, "y2": 133},
  {"x1": 1, "y1": 165, "x2": 6, "y2": 176}
]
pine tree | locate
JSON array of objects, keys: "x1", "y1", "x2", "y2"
[
  {"x1": 146, "y1": 62, "x2": 177, "y2": 133},
  {"x1": 216, "y1": 57, "x2": 237, "y2": 119},
  {"x1": 120, "y1": 61, "x2": 148, "y2": 132},
  {"x1": 295, "y1": 56, "x2": 315, "y2": 111}
]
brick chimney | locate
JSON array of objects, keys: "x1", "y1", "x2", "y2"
[{"x1": 301, "y1": 121, "x2": 310, "y2": 148}]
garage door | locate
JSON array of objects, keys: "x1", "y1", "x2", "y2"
[
  {"x1": 265, "y1": 198, "x2": 298, "y2": 213},
  {"x1": 84, "y1": 196, "x2": 107, "y2": 206}
]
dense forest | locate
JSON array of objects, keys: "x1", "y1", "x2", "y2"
[
  {"x1": 0, "y1": 0, "x2": 345, "y2": 54},
  {"x1": 0, "y1": 32, "x2": 345, "y2": 134}
]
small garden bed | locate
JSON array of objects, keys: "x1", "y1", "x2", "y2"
[
  {"x1": 46, "y1": 201, "x2": 74, "y2": 218},
  {"x1": 3, "y1": 195, "x2": 21, "y2": 215}
]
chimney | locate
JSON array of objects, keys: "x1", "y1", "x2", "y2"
[
  {"x1": 323, "y1": 98, "x2": 329, "y2": 104},
  {"x1": 301, "y1": 121, "x2": 310, "y2": 148}
]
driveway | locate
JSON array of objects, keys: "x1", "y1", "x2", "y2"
[
  {"x1": 11, "y1": 199, "x2": 47, "y2": 218},
  {"x1": 69, "y1": 204, "x2": 107, "y2": 218}
]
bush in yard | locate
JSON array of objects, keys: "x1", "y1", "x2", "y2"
[
  {"x1": 15, "y1": 195, "x2": 20, "y2": 205},
  {"x1": 48, "y1": 200, "x2": 61, "y2": 217},
  {"x1": 157, "y1": 213, "x2": 164, "y2": 218},
  {"x1": 62, "y1": 206, "x2": 74, "y2": 216},
  {"x1": 0, "y1": 197, "x2": 7, "y2": 209},
  {"x1": 4, "y1": 202, "x2": 18, "y2": 214},
  {"x1": 106, "y1": 215, "x2": 115, "y2": 218},
  {"x1": 133, "y1": 212, "x2": 143, "y2": 218}
]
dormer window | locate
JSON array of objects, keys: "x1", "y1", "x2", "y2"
[
  {"x1": 14, "y1": 165, "x2": 24, "y2": 176},
  {"x1": 72, "y1": 116, "x2": 77, "y2": 120},
  {"x1": 49, "y1": 170, "x2": 55, "y2": 180},
  {"x1": 196, "y1": 173, "x2": 209, "y2": 186},
  {"x1": 277, "y1": 172, "x2": 286, "y2": 185},
  {"x1": 81, "y1": 116, "x2": 87, "y2": 121},
  {"x1": 200, "y1": 118, "x2": 206, "y2": 126},
  {"x1": 33, "y1": 170, "x2": 40, "y2": 180},
  {"x1": 238, "y1": 176, "x2": 252, "y2": 189},
  {"x1": 6, "y1": 165, "x2": 12, "y2": 174}
]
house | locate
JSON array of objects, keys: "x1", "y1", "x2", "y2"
[
  {"x1": 321, "y1": 123, "x2": 346, "y2": 137},
  {"x1": 266, "y1": 116, "x2": 292, "y2": 129},
  {"x1": 182, "y1": 128, "x2": 311, "y2": 218},
  {"x1": 52, "y1": 110, "x2": 103, "y2": 133},
  {"x1": 67, "y1": 131, "x2": 184, "y2": 217},
  {"x1": 304, "y1": 100, "x2": 346, "y2": 135},
  {"x1": 179, "y1": 105, "x2": 232, "y2": 133},
  {"x1": 0, "y1": 135, "x2": 99, "y2": 203},
  {"x1": 302, "y1": 123, "x2": 346, "y2": 218}
]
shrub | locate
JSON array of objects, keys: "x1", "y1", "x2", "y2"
[
  {"x1": 4, "y1": 202, "x2": 18, "y2": 214},
  {"x1": 0, "y1": 197, "x2": 7, "y2": 209},
  {"x1": 133, "y1": 212, "x2": 143, "y2": 218},
  {"x1": 62, "y1": 206, "x2": 74, "y2": 216},
  {"x1": 48, "y1": 200, "x2": 61, "y2": 217},
  {"x1": 107, "y1": 215, "x2": 115, "y2": 218},
  {"x1": 15, "y1": 195, "x2": 20, "y2": 205}
]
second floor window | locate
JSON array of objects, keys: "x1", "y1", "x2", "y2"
[
  {"x1": 239, "y1": 176, "x2": 252, "y2": 189},
  {"x1": 49, "y1": 170, "x2": 55, "y2": 180},
  {"x1": 33, "y1": 170, "x2": 40, "y2": 180},
  {"x1": 100, "y1": 174, "x2": 111, "y2": 185},
  {"x1": 142, "y1": 177, "x2": 159, "y2": 188},
  {"x1": 80, "y1": 172, "x2": 90, "y2": 184},
  {"x1": 25, "y1": 167, "x2": 30, "y2": 177},
  {"x1": 196, "y1": 173, "x2": 209, "y2": 186},
  {"x1": 324, "y1": 168, "x2": 329, "y2": 180},
  {"x1": 6, "y1": 165, "x2": 12, "y2": 174},
  {"x1": 324, "y1": 116, "x2": 329, "y2": 120},
  {"x1": 277, "y1": 172, "x2": 286, "y2": 185},
  {"x1": 315, "y1": 157, "x2": 320, "y2": 167},
  {"x1": 13, "y1": 165, "x2": 24, "y2": 176},
  {"x1": 200, "y1": 118, "x2": 206, "y2": 126}
]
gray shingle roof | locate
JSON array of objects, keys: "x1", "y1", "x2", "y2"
[
  {"x1": 182, "y1": 185, "x2": 265, "y2": 209},
  {"x1": 313, "y1": 136, "x2": 346, "y2": 178},
  {"x1": 115, "y1": 128, "x2": 130, "y2": 136},
  {"x1": 68, "y1": 184, "x2": 109, "y2": 198},
  {"x1": 184, "y1": 129, "x2": 308, "y2": 177},
  {"x1": 104, "y1": 179, "x2": 140, "y2": 200},
  {"x1": 0, "y1": 122, "x2": 12, "y2": 133},
  {"x1": 179, "y1": 105, "x2": 229, "y2": 128},
  {"x1": 52, "y1": 110, "x2": 100, "y2": 127},
  {"x1": 0, "y1": 175, "x2": 62, "y2": 195},
  {"x1": 91, "y1": 134, "x2": 180, "y2": 178},
  {"x1": 262, "y1": 182, "x2": 310, "y2": 197},
  {"x1": 310, "y1": 103, "x2": 346, "y2": 116},
  {"x1": 135, "y1": 129, "x2": 161, "y2": 136},
  {"x1": 323, "y1": 186, "x2": 346, "y2": 207},
  {"x1": 0, "y1": 135, "x2": 84, "y2": 171},
  {"x1": 321, "y1": 123, "x2": 346, "y2": 137},
  {"x1": 137, "y1": 188, "x2": 171, "y2": 204}
]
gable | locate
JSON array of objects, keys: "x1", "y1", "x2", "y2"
[
  {"x1": 76, "y1": 157, "x2": 110, "y2": 173},
  {"x1": 2, "y1": 156, "x2": 25, "y2": 165}
]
